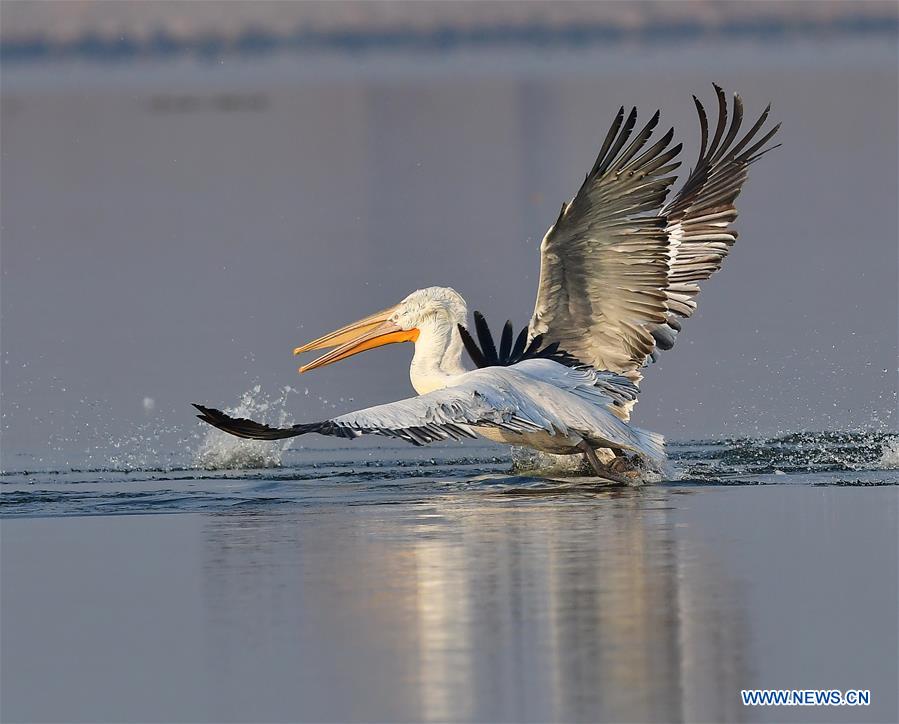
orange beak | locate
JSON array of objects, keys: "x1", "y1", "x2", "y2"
[{"x1": 293, "y1": 306, "x2": 419, "y2": 373}]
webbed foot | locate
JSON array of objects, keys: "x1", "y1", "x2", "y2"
[{"x1": 578, "y1": 442, "x2": 635, "y2": 485}]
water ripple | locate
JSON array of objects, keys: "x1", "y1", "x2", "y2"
[{"x1": 2, "y1": 432, "x2": 896, "y2": 518}]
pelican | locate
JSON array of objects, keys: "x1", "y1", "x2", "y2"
[{"x1": 195, "y1": 86, "x2": 779, "y2": 482}]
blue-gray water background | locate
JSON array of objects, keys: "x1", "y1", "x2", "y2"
[
  {"x1": 1, "y1": 28, "x2": 897, "y2": 458},
  {"x1": 2, "y1": 4, "x2": 898, "y2": 723}
]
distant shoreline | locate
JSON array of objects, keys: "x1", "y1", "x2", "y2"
[{"x1": 3, "y1": 14, "x2": 897, "y2": 65}]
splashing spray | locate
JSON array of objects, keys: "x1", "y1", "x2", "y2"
[{"x1": 194, "y1": 385, "x2": 298, "y2": 470}]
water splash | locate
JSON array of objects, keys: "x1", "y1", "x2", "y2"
[
  {"x1": 511, "y1": 447, "x2": 592, "y2": 476},
  {"x1": 879, "y1": 437, "x2": 899, "y2": 469},
  {"x1": 194, "y1": 385, "x2": 297, "y2": 470},
  {"x1": 101, "y1": 421, "x2": 193, "y2": 472},
  {"x1": 4, "y1": 432, "x2": 897, "y2": 518},
  {"x1": 38, "y1": 404, "x2": 197, "y2": 474},
  {"x1": 508, "y1": 431, "x2": 899, "y2": 483},
  {"x1": 510, "y1": 445, "x2": 666, "y2": 483},
  {"x1": 673, "y1": 430, "x2": 898, "y2": 479}
]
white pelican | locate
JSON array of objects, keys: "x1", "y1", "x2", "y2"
[{"x1": 195, "y1": 86, "x2": 779, "y2": 482}]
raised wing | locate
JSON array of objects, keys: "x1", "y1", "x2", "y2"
[
  {"x1": 649, "y1": 86, "x2": 781, "y2": 355},
  {"x1": 528, "y1": 106, "x2": 683, "y2": 374},
  {"x1": 529, "y1": 87, "x2": 779, "y2": 376}
]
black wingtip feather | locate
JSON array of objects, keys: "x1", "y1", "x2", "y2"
[
  {"x1": 458, "y1": 324, "x2": 487, "y2": 368},
  {"x1": 460, "y1": 315, "x2": 583, "y2": 369},
  {"x1": 473, "y1": 311, "x2": 498, "y2": 364},
  {"x1": 499, "y1": 321, "x2": 513, "y2": 360},
  {"x1": 511, "y1": 327, "x2": 528, "y2": 360},
  {"x1": 591, "y1": 105, "x2": 626, "y2": 176},
  {"x1": 193, "y1": 403, "x2": 311, "y2": 440}
]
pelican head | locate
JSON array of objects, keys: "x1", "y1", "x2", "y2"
[{"x1": 293, "y1": 286, "x2": 467, "y2": 373}]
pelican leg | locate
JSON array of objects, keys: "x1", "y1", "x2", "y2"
[
  {"x1": 608, "y1": 447, "x2": 640, "y2": 475},
  {"x1": 578, "y1": 441, "x2": 632, "y2": 485}
]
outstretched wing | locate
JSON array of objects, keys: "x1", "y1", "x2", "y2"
[
  {"x1": 528, "y1": 106, "x2": 683, "y2": 374},
  {"x1": 194, "y1": 362, "x2": 645, "y2": 447},
  {"x1": 649, "y1": 85, "x2": 781, "y2": 356},
  {"x1": 194, "y1": 370, "x2": 559, "y2": 446},
  {"x1": 194, "y1": 366, "x2": 665, "y2": 464}
]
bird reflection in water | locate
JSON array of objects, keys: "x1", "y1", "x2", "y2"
[{"x1": 201, "y1": 487, "x2": 749, "y2": 722}]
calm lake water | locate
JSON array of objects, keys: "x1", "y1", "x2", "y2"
[
  {"x1": 2, "y1": 30, "x2": 897, "y2": 724},
  {"x1": 2, "y1": 433, "x2": 898, "y2": 723}
]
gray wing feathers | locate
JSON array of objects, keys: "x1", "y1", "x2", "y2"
[
  {"x1": 194, "y1": 375, "x2": 545, "y2": 447},
  {"x1": 651, "y1": 86, "x2": 781, "y2": 355},
  {"x1": 331, "y1": 365, "x2": 651, "y2": 445},
  {"x1": 194, "y1": 366, "x2": 662, "y2": 462},
  {"x1": 529, "y1": 106, "x2": 682, "y2": 374},
  {"x1": 329, "y1": 376, "x2": 548, "y2": 445},
  {"x1": 529, "y1": 87, "x2": 779, "y2": 375},
  {"x1": 508, "y1": 358, "x2": 638, "y2": 418}
]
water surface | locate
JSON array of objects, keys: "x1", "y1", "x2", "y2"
[
  {"x1": 2, "y1": 28, "x2": 897, "y2": 724},
  {"x1": 2, "y1": 434, "x2": 897, "y2": 723}
]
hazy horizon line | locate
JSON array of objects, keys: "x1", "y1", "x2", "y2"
[{"x1": 3, "y1": 13, "x2": 897, "y2": 65}]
